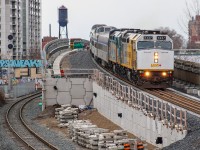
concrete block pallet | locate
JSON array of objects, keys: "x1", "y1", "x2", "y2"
[
  {"x1": 55, "y1": 104, "x2": 79, "y2": 127},
  {"x1": 68, "y1": 120, "x2": 140, "y2": 150}
]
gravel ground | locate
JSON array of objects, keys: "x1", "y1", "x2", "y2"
[
  {"x1": 164, "y1": 112, "x2": 200, "y2": 150},
  {"x1": 61, "y1": 50, "x2": 98, "y2": 69},
  {"x1": 23, "y1": 98, "x2": 78, "y2": 150},
  {"x1": 0, "y1": 102, "x2": 21, "y2": 150}
]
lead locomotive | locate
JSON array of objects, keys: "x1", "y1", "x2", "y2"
[{"x1": 90, "y1": 24, "x2": 174, "y2": 88}]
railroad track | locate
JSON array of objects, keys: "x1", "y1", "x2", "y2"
[
  {"x1": 6, "y1": 92, "x2": 58, "y2": 150},
  {"x1": 146, "y1": 89, "x2": 200, "y2": 114},
  {"x1": 92, "y1": 56, "x2": 200, "y2": 115}
]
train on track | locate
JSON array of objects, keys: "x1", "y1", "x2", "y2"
[{"x1": 90, "y1": 24, "x2": 174, "y2": 88}]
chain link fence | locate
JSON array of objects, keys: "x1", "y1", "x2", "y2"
[{"x1": 1, "y1": 81, "x2": 36, "y2": 98}]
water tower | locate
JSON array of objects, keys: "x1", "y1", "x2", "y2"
[{"x1": 58, "y1": 5, "x2": 68, "y2": 39}]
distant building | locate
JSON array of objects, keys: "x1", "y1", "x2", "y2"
[
  {"x1": 23, "y1": 0, "x2": 41, "y2": 59},
  {"x1": 42, "y1": 36, "x2": 58, "y2": 49},
  {"x1": 0, "y1": 0, "x2": 41, "y2": 60},
  {"x1": 188, "y1": 15, "x2": 200, "y2": 48},
  {"x1": 0, "y1": 0, "x2": 22, "y2": 60}
]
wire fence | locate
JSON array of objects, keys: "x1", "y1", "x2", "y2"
[{"x1": 0, "y1": 81, "x2": 36, "y2": 98}]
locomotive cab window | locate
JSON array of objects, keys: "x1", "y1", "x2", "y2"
[
  {"x1": 105, "y1": 28, "x2": 111, "y2": 32},
  {"x1": 155, "y1": 41, "x2": 172, "y2": 50},
  {"x1": 97, "y1": 27, "x2": 104, "y2": 33},
  {"x1": 137, "y1": 41, "x2": 154, "y2": 50},
  {"x1": 137, "y1": 41, "x2": 172, "y2": 50}
]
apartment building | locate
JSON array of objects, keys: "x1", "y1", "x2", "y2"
[
  {"x1": 23, "y1": 0, "x2": 41, "y2": 59},
  {"x1": 0, "y1": 0, "x2": 41, "y2": 60}
]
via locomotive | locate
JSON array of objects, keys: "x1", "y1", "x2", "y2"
[{"x1": 90, "y1": 24, "x2": 174, "y2": 88}]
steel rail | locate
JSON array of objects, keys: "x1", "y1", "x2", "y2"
[
  {"x1": 5, "y1": 92, "x2": 58, "y2": 150},
  {"x1": 146, "y1": 89, "x2": 200, "y2": 114}
]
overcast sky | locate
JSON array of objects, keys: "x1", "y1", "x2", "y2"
[{"x1": 42, "y1": 0, "x2": 194, "y2": 40}]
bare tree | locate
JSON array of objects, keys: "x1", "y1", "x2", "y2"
[
  {"x1": 156, "y1": 27, "x2": 186, "y2": 49},
  {"x1": 179, "y1": 0, "x2": 200, "y2": 48},
  {"x1": 179, "y1": 0, "x2": 200, "y2": 34}
]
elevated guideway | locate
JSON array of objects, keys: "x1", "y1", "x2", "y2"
[
  {"x1": 42, "y1": 38, "x2": 69, "y2": 62},
  {"x1": 174, "y1": 49, "x2": 200, "y2": 72},
  {"x1": 173, "y1": 49, "x2": 200, "y2": 96},
  {"x1": 174, "y1": 49, "x2": 200, "y2": 86}
]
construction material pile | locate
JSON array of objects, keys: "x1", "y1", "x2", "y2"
[
  {"x1": 55, "y1": 104, "x2": 79, "y2": 128},
  {"x1": 68, "y1": 120, "x2": 141, "y2": 150}
]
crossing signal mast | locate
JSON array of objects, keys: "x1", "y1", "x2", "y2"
[{"x1": 58, "y1": 5, "x2": 68, "y2": 39}]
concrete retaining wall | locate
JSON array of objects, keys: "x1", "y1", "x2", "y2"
[
  {"x1": 93, "y1": 82, "x2": 187, "y2": 148},
  {"x1": 44, "y1": 77, "x2": 93, "y2": 106}
]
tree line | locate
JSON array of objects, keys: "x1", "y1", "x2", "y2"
[{"x1": 158, "y1": 0, "x2": 200, "y2": 49}]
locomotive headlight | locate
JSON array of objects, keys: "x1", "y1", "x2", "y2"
[
  {"x1": 162, "y1": 72, "x2": 167, "y2": 76},
  {"x1": 154, "y1": 52, "x2": 158, "y2": 63},
  {"x1": 154, "y1": 55, "x2": 158, "y2": 59},
  {"x1": 145, "y1": 71, "x2": 150, "y2": 77},
  {"x1": 154, "y1": 59, "x2": 158, "y2": 63}
]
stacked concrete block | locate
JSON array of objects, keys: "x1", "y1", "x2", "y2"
[
  {"x1": 173, "y1": 80, "x2": 200, "y2": 97},
  {"x1": 89, "y1": 135, "x2": 99, "y2": 150},
  {"x1": 67, "y1": 120, "x2": 140, "y2": 150},
  {"x1": 186, "y1": 87, "x2": 194, "y2": 94},
  {"x1": 55, "y1": 104, "x2": 79, "y2": 128},
  {"x1": 69, "y1": 120, "x2": 112, "y2": 149},
  {"x1": 113, "y1": 130, "x2": 128, "y2": 147},
  {"x1": 113, "y1": 131, "x2": 135, "y2": 149},
  {"x1": 193, "y1": 89, "x2": 198, "y2": 95},
  {"x1": 184, "y1": 86, "x2": 190, "y2": 91},
  {"x1": 68, "y1": 120, "x2": 93, "y2": 142},
  {"x1": 98, "y1": 130, "x2": 137, "y2": 150},
  {"x1": 98, "y1": 133, "x2": 115, "y2": 149},
  {"x1": 77, "y1": 132, "x2": 91, "y2": 148},
  {"x1": 186, "y1": 87, "x2": 200, "y2": 95}
]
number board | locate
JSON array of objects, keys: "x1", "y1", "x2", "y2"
[
  {"x1": 157, "y1": 36, "x2": 166, "y2": 40},
  {"x1": 143, "y1": 36, "x2": 153, "y2": 40}
]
